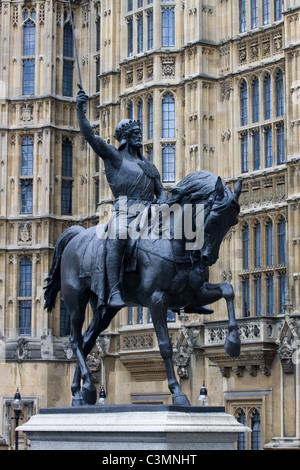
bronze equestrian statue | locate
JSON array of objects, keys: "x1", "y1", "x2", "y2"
[{"x1": 44, "y1": 88, "x2": 242, "y2": 406}]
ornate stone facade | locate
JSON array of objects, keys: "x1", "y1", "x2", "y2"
[{"x1": 0, "y1": 0, "x2": 300, "y2": 450}]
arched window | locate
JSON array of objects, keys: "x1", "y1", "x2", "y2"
[
  {"x1": 276, "y1": 70, "x2": 284, "y2": 117},
  {"x1": 251, "y1": 409, "x2": 261, "y2": 450},
  {"x1": 264, "y1": 74, "x2": 271, "y2": 120},
  {"x1": 237, "y1": 409, "x2": 247, "y2": 450},
  {"x1": 162, "y1": 7, "x2": 175, "y2": 47},
  {"x1": 23, "y1": 10, "x2": 36, "y2": 95},
  {"x1": 162, "y1": 93, "x2": 175, "y2": 138},
  {"x1": 19, "y1": 257, "x2": 32, "y2": 336},
  {"x1": 63, "y1": 20, "x2": 74, "y2": 97},
  {"x1": 240, "y1": 80, "x2": 248, "y2": 126},
  {"x1": 252, "y1": 78, "x2": 259, "y2": 123}
]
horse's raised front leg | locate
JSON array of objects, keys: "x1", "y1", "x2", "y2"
[
  {"x1": 148, "y1": 291, "x2": 190, "y2": 406},
  {"x1": 198, "y1": 281, "x2": 240, "y2": 358}
]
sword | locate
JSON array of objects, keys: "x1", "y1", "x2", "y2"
[{"x1": 68, "y1": 0, "x2": 86, "y2": 113}]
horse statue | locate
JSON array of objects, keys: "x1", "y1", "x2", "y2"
[{"x1": 44, "y1": 170, "x2": 242, "y2": 407}]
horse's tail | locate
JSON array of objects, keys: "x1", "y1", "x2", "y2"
[{"x1": 43, "y1": 225, "x2": 84, "y2": 313}]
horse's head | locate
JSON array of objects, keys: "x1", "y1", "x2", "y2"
[{"x1": 200, "y1": 177, "x2": 242, "y2": 266}]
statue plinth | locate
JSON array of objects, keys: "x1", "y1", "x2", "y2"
[{"x1": 18, "y1": 405, "x2": 249, "y2": 451}]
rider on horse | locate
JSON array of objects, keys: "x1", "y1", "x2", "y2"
[{"x1": 76, "y1": 88, "x2": 167, "y2": 309}]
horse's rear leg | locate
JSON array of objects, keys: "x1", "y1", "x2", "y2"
[
  {"x1": 148, "y1": 291, "x2": 190, "y2": 406},
  {"x1": 65, "y1": 288, "x2": 97, "y2": 405}
]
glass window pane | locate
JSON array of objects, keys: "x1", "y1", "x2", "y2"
[
  {"x1": 162, "y1": 7, "x2": 175, "y2": 47},
  {"x1": 23, "y1": 20, "x2": 35, "y2": 55},
  {"x1": 162, "y1": 93, "x2": 175, "y2": 138},
  {"x1": 20, "y1": 180, "x2": 33, "y2": 214},
  {"x1": 162, "y1": 144, "x2": 175, "y2": 182},
  {"x1": 63, "y1": 60, "x2": 73, "y2": 97},
  {"x1": 61, "y1": 180, "x2": 72, "y2": 215},
  {"x1": 23, "y1": 59, "x2": 35, "y2": 95},
  {"x1": 21, "y1": 137, "x2": 34, "y2": 176}
]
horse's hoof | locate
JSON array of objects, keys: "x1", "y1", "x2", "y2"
[
  {"x1": 172, "y1": 393, "x2": 190, "y2": 407},
  {"x1": 224, "y1": 337, "x2": 240, "y2": 358},
  {"x1": 72, "y1": 391, "x2": 88, "y2": 407},
  {"x1": 82, "y1": 385, "x2": 97, "y2": 405}
]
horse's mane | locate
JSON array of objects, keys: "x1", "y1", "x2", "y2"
[{"x1": 167, "y1": 171, "x2": 235, "y2": 209}]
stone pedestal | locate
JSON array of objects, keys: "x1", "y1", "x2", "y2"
[{"x1": 18, "y1": 405, "x2": 249, "y2": 451}]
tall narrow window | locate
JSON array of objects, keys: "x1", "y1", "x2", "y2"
[
  {"x1": 137, "y1": 100, "x2": 143, "y2": 138},
  {"x1": 251, "y1": 0, "x2": 258, "y2": 29},
  {"x1": 276, "y1": 70, "x2": 284, "y2": 117},
  {"x1": 96, "y1": 16, "x2": 101, "y2": 51},
  {"x1": 241, "y1": 133, "x2": 248, "y2": 172},
  {"x1": 137, "y1": 14, "x2": 143, "y2": 53},
  {"x1": 277, "y1": 124, "x2": 285, "y2": 164},
  {"x1": 264, "y1": 74, "x2": 272, "y2": 120},
  {"x1": 147, "y1": 10, "x2": 153, "y2": 50},
  {"x1": 137, "y1": 306, "x2": 144, "y2": 324},
  {"x1": 240, "y1": 81, "x2": 248, "y2": 126},
  {"x1": 237, "y1": 410, "x2": 247, "y2": 450},
  {"x1": 279, "y1": 272, "x2": 287, "y2": 314},
  {"x1": 128, "y1": 0, "x2": 133, "y2": 12},
  {"x1": 20, "y1": 137, "x2": 33, "y2": 214},
  {"x1": 265, "y1": 127, "x2": 272, "y2": 167},
  {"x1": 263, "y1": 0, "x2": 270, "y2": 25},
  {"x1": 254, "y1": 222, "x2": 261, "y2": 267},
  {"x1": 253, "y1": 131, "x2": 260, "y2": 170},
  {"x1": 19, "y1": 257, "x2": 32, "y2": 336},
  {"x1": 278, "y1": 218, "x2": 286, "y2": 264},
  {"x1": 162, "y1": 7, "x2": 175, "y2": 47},
  {"x1": 127, "y1": 102, "x2": 133, "y2": 120},
  {"x1": 23, "y1": 11, "x2": 36, "y2": 95},
  {"x1": 21, "y1": 137, "x2": 34, "y2": 176},
  {"x1": 96, "y1": 57, "x2": 100, "y2": 93},
  {"x1": 266, "y1": 219, "x2": 274, "y2": 265},
  {"x1": 63, "y1": 21, "x2": 74, "y2": 96},
  {"x1": 239, "y1": 0, "x2": 246, "y2": 33},
  {"x1": 127, "y1": 18, "x2": 133, "y2": 57},
  {"x1": 252, "y1": 78, "x2": 259, "y2": 123},
  {"x1": 162, "y1": 144, "x2": 175, "y2": 182},
  {"x1": 61, "y1": 139, "x2": 73, "y2": 215},
  {"x1": 242, "y1": 225, "x2": 249, "y2": 269},
  {"x1": 162, "y1": 93, "x2": 175, "y2": 138},
  {"x1": 242, "y1": 278, "x2": 250, "y2": 317},
  {"x1": 274, "y1": 0, "x2": 282, "y2": 21},
  {"x1": 254, "y1": 276, "x2": 262, "y2": 316},
  {"x1": 251, "y1": 410, "x2": 261, "y2": 450},
  {"x1": 147, "y1": 98, "x2": 153, "y2": 140},
  {"x1": 266, "y1": 274, "x2": 274, "y2": 316},
  {"x1": 127, "y1": 306, "x2": 133, "y2": 325}
]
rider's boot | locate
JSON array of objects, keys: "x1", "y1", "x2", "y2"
[{"x1": 106, "y1": 239, "x2": 126, "y2": 309}]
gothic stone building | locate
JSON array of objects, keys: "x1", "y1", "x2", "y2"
[{"x1": 0, "y1": 0, "x2": 300, "y2": 450}]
